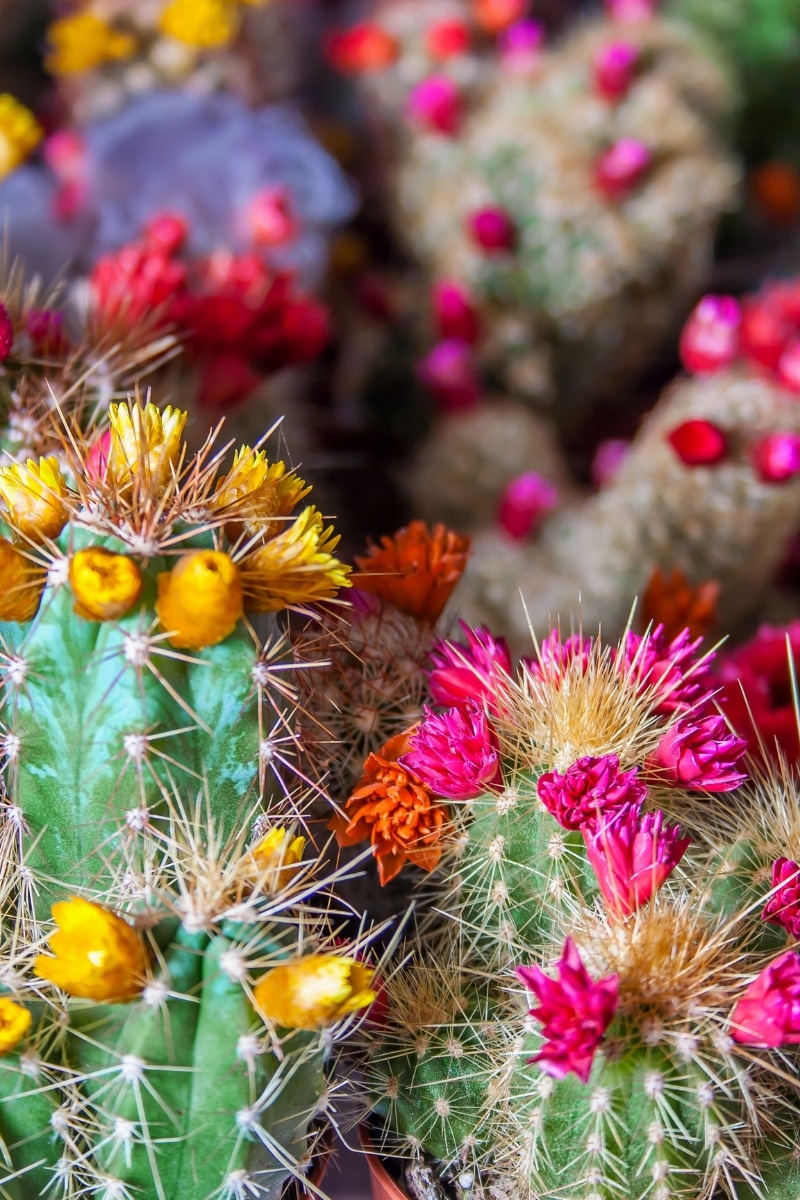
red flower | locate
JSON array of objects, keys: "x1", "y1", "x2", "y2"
[
  {"x1": 0, "y1": 303, "x2": 13, "y2": 362},
  {"x1": 667, "y1": 419, "x2": 727, "y2": 467},
  {"x1": 354, "y1": 522, "x2": 471, "y2": 625},
  {"x1": 679, "y1": 295, "x2": 741, "y2": 375},
  {"x1": 538, "y1": 755, "x2": 646, "y2": 832},
  {"x1": 762, "y1": 858, "x2": 800, "y2": 938},
  {"x1": 731, "y1": 951, "x2": 800, "y2": 1047},
  {"x1": 649, "y1": 713, "x2": 746, "y2": 793},
  {"x1": 715, "y1": 622, "x2": 800, "y2": 763},
  {"x1": 326, "y1": 24, "x2": 399, "y2": 73},
  {"x1": 517, "y1": 939, "x2": 619, "y2": 1082},
  {"x1": 583, "y1": 804, "x2": 690, "y2": 917}
]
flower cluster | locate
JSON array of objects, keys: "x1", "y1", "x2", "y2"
[
  {"x1": 715, "y1": 621, "x2": 800, "y2": 763},
  {"x1": 90, "y1": 214, "x2": 330, "y2": 409}
]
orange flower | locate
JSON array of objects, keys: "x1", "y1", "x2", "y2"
[
  {"x1": 473, "y1": 0, "x2": 526, "y2": 34},
  {"x1": 353, "y1": 521, "x2": 471, "y2": 624},
  {"x1": 641, "y1": 566, "x2": 719, "y2": 643},
  {"x1": 750, "y1": 162, "x2": 800, "y2": 227},
  {"x1": 331, "y1": 732, "x2": 448, "y2": 885}
]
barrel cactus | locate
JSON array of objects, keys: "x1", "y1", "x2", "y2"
[
  {"x1": 360, "y1": 616, "x2": 800, "y2": 1200},
  {"x1": 0, "y1": 394, "x2": 373, "y2": 1199}
]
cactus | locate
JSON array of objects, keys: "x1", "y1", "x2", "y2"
[
  {"x1": 439, "y1": 284, "x2": 800, "y2": 652},
  {"x1": 0, "y1": 393, "x2": 374, "y2": 1198},
  {"x1": 334, "y1": 0, "x2": 738, "y2": 428},
  {"x1": 358, "y1": 616, "x2": 800, "y2": 1200}
]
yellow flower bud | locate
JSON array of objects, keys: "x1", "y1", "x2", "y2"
[
  {"x1": 213, "y1": 447, "x2": 310, "y2": 542},
  {"x1": 156, "y1": 550, "x2": 243, "y2": 649},
  {"x1": 34, "y1": 897, "x2": 150, "y2": 1003},
  {"x1": 241, "y1": 507, "x2": 352, "y2": 613},
  {"x1": 0, "y1": 998, "x2": 32, "y2": 1055},
  {"x1": 159, "y1": 0, "x2": 240, "y2": 47},
  {"x1": 0, "y1": 457, "x2": 69, "y2": 542},
  {"x1": 69, "y1": 548, "x2": 144, "y2": 622},
  {"x1": 253, "y1": 955, "x2": 376, "y2": 1031},
  {"x1": 0, "y1": 94, "x2": 43, "y2": 179},
  {"x1": 107, "y1": 401, "x2": 187, "y2": 494},
  {"x1": 250, "y1": 827, "x2": 306, "y2": 892},
  {"x1": 45, "y1": 14, "x2": 137, "y2": 76},
  {"x1": 0, "y1": 537, "x2": 44, "y2": 622}
]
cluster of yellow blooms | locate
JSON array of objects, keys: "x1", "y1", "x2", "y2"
[
  {"x1": 0, "y1": 94, "x2": 43, "y2": 181},
  {"x1": 45, "y1": 0, "x2": 272, "y2": 74},
  {"x1": 0, "y1": 399, "x2": 351, "y2": 637}
]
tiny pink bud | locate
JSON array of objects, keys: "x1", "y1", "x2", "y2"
[
  {"x1": 433, "y1": 280, "x2": 480, "y2": 344},
  {"x1": 144, "y1": 212, "x2": 188, "y2": 255},
  {"x1": 86, "y1": 429, "x2": 112, "y2": 482},
  {"x1": 591, "y1": 438, "x2": 629, "y2": 487},
  {"x1": 752, "y1": 432, "x2": 800, "y2": 483},
  {"x1": 517, "y1": 939, "x2": 619, "y2": 1082},
  {"x1": 497, "y1": 472, "x2": 558, "y2": 540},
  {"x1": 740, "y1": 297, "x2": 791, "y2": 371},
  {"x1": 594, "y1": 139, "x2": 652, "y2": 201},
  {"x1": 605, "y1": 0, "x2": 657, "y2": 21},
  {"x1": 0, "y1": 303, "x2": 13, "y2": 362},
  {"x1": 407, "y1": 77, "x2": 462, "y2": 136},
  {"x1": 679, "y1": 295, "x2": 741, "y2": 374},
  {"x1": 427, "y1": 19, "x2": 471, "y2": 60},
  {"x1": 667, "y1": 419, "x2": 727, "y2": 467},
  {"x1": 467, "y1": 206, "x2": 516, "y2": 252},
  {"x1": 42, "y1": 129, "x2": 86, "y2": 183},
  {"x1": 594, "y1": 41, "x2": 639, "y2": 101},
  {"x1": 777, "y1": 339, "x2": 800, "y2": 393},
  {"x1": 498, "y1": 19, "x2": 545, "y2": 73},
  {"x1": 246, "y1": 187, "x2": 298, "y2": 249},
  {"x1": 731, "y1": 950, "x2": 800, "y2": 1047},
  {"x1": 417, "y1": 340, "x2": 480, "y2": 411}
]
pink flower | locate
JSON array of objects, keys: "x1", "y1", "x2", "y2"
[
  {"x1": 537, "y1": 754, "x2": 646, "y2": 832},
  {"x1": 497, "y1": 472, "x2": 558, "y2": 540},
  {"x1": 583, "y1": 804, "x2": 690, "y2": 916},
  {"x1": 679, "y1": 295, "x2": 741, "y2": 375},
  {"x1": 498, "y1": 19, "x2": 545, "y2": 73},
  {"x1": 591, "y1": 438, "x2": 629, "y2": 488},
  {"x1": 752, "y1": 433, "x2": 800, "y2": 483},
  {"x1": 0, "y1": 303, "x2": 14, "y2": 362},
  {"x1": 667, "y1": 419, "x2": 727, "y2": 466},
  {"x1": 605, "y1": 0, "x2": 657, "y2": 21},
  {"x1": 731, "y1": 950, "x2": 800, "y2": 1047},
  {"x1": 246, "y1": 186, "x2": 298, "y2": 249},
  {"x1": 762, "y1": 858, "x2": 800, "y2": 938},
  {"x1": 594, "y1": 139, "x2": 652, "y2": 201},
  {"x1": 402, "y1": 703, "x2": 500, "y2": 800},
  {"x1": 593, "y1": 41, "x2": 639, "y2": 101},
  {"x1": 778, "y1": 339, "x2": 800, "y2": 392},
  {"x1": 524, "y1": 630, "x2": 592, "y2": 683},
  {"x1": 417, "y1": 340, "x2": 480, "y2": 411},
  {"x1": 715, "y1": 621, "x2": 800, "y2": 764},
  {"x1": 467, "y1": 207, "x2": 516, "y2": 253},
  {"x1": 433, "y1": 281, "x2": 480, "y2": 345},
  {"x1": 650, "y1": 713, "x2": 746, "y2": 793},
  {"x1": 407, "y1": 77, "x2": 462, "y2": 135},
  {"x1": 614, "y1": 626, "x2": 712, "y2": 713},
  {"x1": 429, "y1": 622, "x2": 512, "y2": 710},
  {"x1": 517, "y1": 939, "x2": 619, "y2": 1082}
]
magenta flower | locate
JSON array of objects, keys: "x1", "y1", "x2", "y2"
[
  {"x1": 517, "y1": 939, "x2": 619, "y2": 1082},
  {"x1": 679, "y1": 295, "x2": 741, "y2": 375},
  {"x1": 416, "y1": 339, "x2": 480, "y2": 411},
  {"x1": 650, "y1": 713, "x2": 746, "y2": 793},
  {"x1": 498, "y1": 472, "x2": 559, "y2": 540},
  {"x1": 731, "y1": 950, "x2": 800, "y2": 1047},
  {"x1": 402, "y1": 702, "x2": 500, "y2": 801},
  {"x1": 583, "y1": 804, "x2": 690, "y2": 917},
  {"x1": 537, "y1": 754, "x2": 646, "y2": 832},
  {"x1": 762, "y1": 858, "x2": 800, "y2": 938},
  {"x1": 524, "y1": 630, "x2": 593, "y2": 683},
  {"x1": 593, "y1": 41, "x2": 639, "y2": 101},
  {"x1": 407, "y1": 76, "x2": 462, "y2": 136},
  {"x1": 433, "y1": 280, "x2": 480, "y2": 345},
  {"x1": 615, "y1": 626, "x2": 712, "y2": 713},
  {"x1": 429, "y1": 622, "x2": 512, "y2": 710}
]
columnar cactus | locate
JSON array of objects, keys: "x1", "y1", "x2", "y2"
[
  {"x1": 333, "y1": 0, "x2": 738, "y2": 426},
  {"x1": 358, "y1": 617, "x2": 800, "y2": 1200},
  {"x1": 0, "y1": 394, "x2": 374, "y2": 1199}
]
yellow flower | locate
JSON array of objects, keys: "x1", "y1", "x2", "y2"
[
  {"x1": 0, "y1": 537, "x2": 44, "y2": 622},
  {"x1": 34, "y1": 897, "x2": 149, "y2": 1003},
  {"x1": 241, "y1": 507, "x2": 352, "y2": 613},
  {"x1": 69, "y1": 548, "x2": 144, "y2": 622},
  {"x1": 159, "y1": 0, "x2": 240, "y2": 47},
  {"x1": 213, "y1": 447, "x2": 310, "y2": 542},
  {"x1": 0, "y1": 998, "x2": 32, "y2": 1055},
  {"x1": 0, "y1": 457, "x2": 69, "y2": 542},
  {"x1": 45, "y1": 14, "x2": 137, "y2": 76},
  {"x1": 0, "y1": 95, "x2": 43, "y2": 180},
  {"x1": 250, "y1": 827, "x2": 306, "y2": 892},
  {"x1": 253, "y1": 956, "x2": 376, "y2": 1031},
  {"x1": 107, "y1": 401, "x2": 187, "y2": 494},
  {"x1": 156, "y1": 550, "x2": 243, "y2": 649}
]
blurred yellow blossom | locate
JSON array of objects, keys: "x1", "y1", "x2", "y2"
[
  {"x1": 0, "y1": 95, "x2": 43, "y2": 179},
  {"x1": 0, "y1": 999, "x2": 32, "y2": 1055},
  {"x1": 45, "y1": 14, "x2": 136, "y2": 76},
  {"x1": 250, "y1": 827, "x2": 306, "y2": 892},
  {"x1": 159, "y1": 0, "x2": 240, "y2": 47}
]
